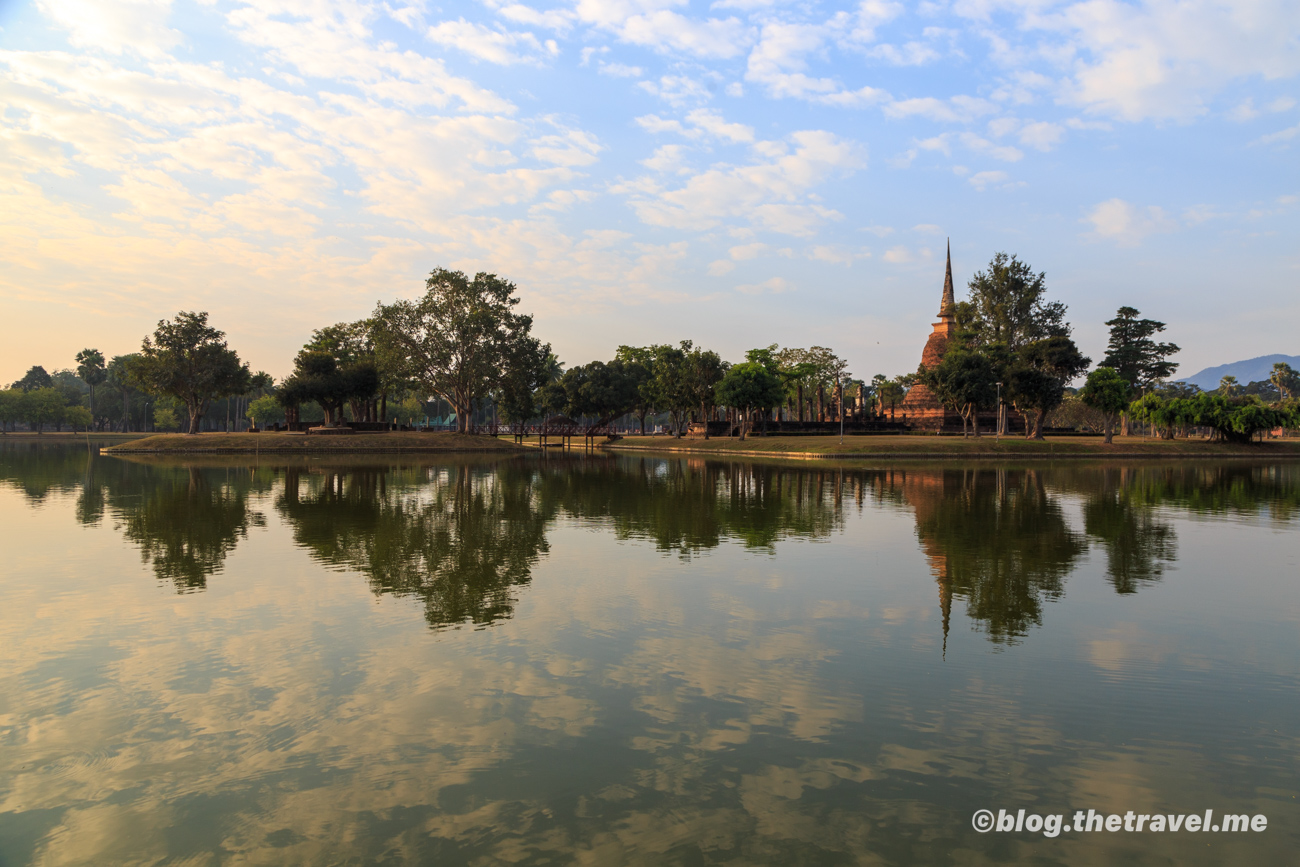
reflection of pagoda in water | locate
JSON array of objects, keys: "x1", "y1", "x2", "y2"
[
  {"x1": 898, "y1": 467, "x2": 1081, "y2": 652},
  {"x1": 899, "y1": 470, "x2": 956, "y2": 655}
]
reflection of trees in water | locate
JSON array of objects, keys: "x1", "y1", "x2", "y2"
[
  {"x1": 901, "y1": 468, "x2": 1085, "y2": 645},
  {"x1": 277, "y1": 463, "x2": 553, "y2": 629},
  {"x1": 120, "y1": 467, "x2": 264, "y2": 592},
  {"x1": 538, "y1": 457, "x2": 846, "y2": 555},
  {"x1": 1081, "y1": 469, "x2": 1177, "y2": 595}
]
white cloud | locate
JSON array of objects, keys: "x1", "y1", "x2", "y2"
[
  {"x1": 426, "y1": 19, "x2": 557, "y2": 65},
  {"x1": 640, "y1": 144, "x2": 688, "y2": 173},
  {"x1": 882, "y1": 246, "x2": 912, "y2": 263},
  {"x1": 884, "y1": 95, "x2": 998, "y2": 123},
  {"x1": 35, "y1": 0, "x2": 181, "y2": 57},
  {"x1": 728, "y1": 242, "x2": 768, "y2": 260},
  {"x1": 598, "y1": 61, "x2": 643, "y2": 77},
  {"x1": 685, "y1": 109, "x2": 754, "y2": 143},
  {"x1": 735, "y1": 276, "x2": 790, "y2": 294},
  {"x1": 628, "y1": 130, "x2": 863, "y2": 235},
  {"x1": 967, "y1": 170, "x2": 1008, "y2": 190},
  {"x1": 1017, "y1": 121, "x2": 1064, "y2": 151},
  {"x1": 638, "y1": 74, "x2": 713, "y2": 106},
  {"x1": 1083, "y1": 198, "x2": 1175, "y2": 245},
  {"x1": 635, "y1": 109, "x2": 754, "y2": 143},
  {"x1": 810, "y1": 244, "x2": 868, "y2": 264},
  {"x1": 707, "y1": 259, "x2": 735, "y2": 275}
]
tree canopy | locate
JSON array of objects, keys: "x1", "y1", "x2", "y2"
[
  {"x1": 374, "y1": 269, "x2": 547, "y2": 434},
  {"x1": 131, "y1": 312, "x2": 252, "y2": 434},
  {"x1": 1101, "y1": 307, "x2": 1179, "y2": 388}
]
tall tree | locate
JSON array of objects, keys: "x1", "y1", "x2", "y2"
[
  {"x1": 11, "y1": 366, "x2": 52, "y2": 392},
  {"x1": 961, "y1": 253, "x2": 1069, "y2": 350},
  {"x1": 374, "y1": 269, "x2": 545, "y2": 434},
  {"x1": 1008, "y1": 336, "x2": 1091, "y2": 439},
  {"x1": 1269, "y1": 363, "x2": 1297, "y2": 400},
  {"x1": 1218, "y1": 375, "x2": 1240, "y2": 397},
  {"x1": 107, "y1": 354, "x2": 142, "y2": 432},
  {"x1": 132, "y1": 312, "x2": 252, "y2": 434},
  {"x1": 75, "y1": 349, "x2": 108, "y2": 425},
  {"x1": 1101, "y1": 307, "x2": 1180, "y2": 388},
  {"x1": 715, "y1": 361, "x2": 785, "y2": 439},
  {"x1": 614, "y1": 345, "x2": 659, "y2": 435}
]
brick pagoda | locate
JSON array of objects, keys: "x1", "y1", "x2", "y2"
[{"x1": 899, "y1": 242, "x2": 962, "y2": 430}]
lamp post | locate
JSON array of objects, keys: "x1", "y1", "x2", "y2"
[{"x1": 996, "y1": 381, "x2": 1002, "y2": 443}]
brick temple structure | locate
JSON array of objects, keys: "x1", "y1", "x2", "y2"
[{"x1": 899, "y1": 242, "x2": 962, "y2": 430}]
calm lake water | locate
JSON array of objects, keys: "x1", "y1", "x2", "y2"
[{"x1": 1, "y1": 441, "x2": 1297, "y2": 865}]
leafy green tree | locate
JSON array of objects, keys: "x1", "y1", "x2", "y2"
[
  {"x1": 1079, "y1": 367, "x2": 1130, "y2": 443},
  {"x1": 1008, "y1": 336, "x2": 1091, "y2": 439},
  {"x1": 107, "y1": 354, "x2": 143, "y2": 432},
  {"x1": 279, "y1": 350, "x2": 379, "y2": 427},
  {"x1": 0, "y1": 389, "x2": 19, "y2": 433},
  {"x1": 1101, "y1": 307, "x2": 1180, "y2": 388},
  {"x1": 1271, "y1": 363, "x2": 1299, "y2": 400},
  {"x1": 960, "y1": 253, "x2": 1069, "y2": 349},
  {"x1": 918, "y1": 347, "x2": 997, "y2": 437},
  {"x1": 648, "y1": 342, "x2": 690, "y2": 434},
  {"x1": 132, "y1": 311, "x2": 252, "y2": 434},
  {"x1": 154, "y1": 405, "x2": 180, "y2": 431},
  {"x1": 374, "y1": 269, "x2": 545, "y2": 434},
  {"x1": 715, "y1": 361, "x2": 785, "y2": 439},
  {"x1": 682, "y1": 342, "x2": 728, "y2": 430},
  {"x1": 75, "y1": 349, "x2": 108, "y2": 425},
  {"x1": 495, "y1": 337, "x2": 553, "y2": 431},
  {"x1": 615, "y1": 345, "x2": 660, "y2": 434},
  {"x1": 1217, "y1": 375, "x2": 1240, "y2": 397},
  {"x1": 549, "y1": 359, "x2": 639, "y2": 433},
  {"x1": 11, "y1": 365, "x2": 52, "y2": 392},
  {"x1": 21, "y1": 387, "x2": 66, "y2": 434},
  {"x1": 246, "y1": 395, "x2": 282, "y2": 428}
]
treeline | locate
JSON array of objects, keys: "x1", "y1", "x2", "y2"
[{"x1": 6, "y1": 259, "x2": 1298, "y2": 440}]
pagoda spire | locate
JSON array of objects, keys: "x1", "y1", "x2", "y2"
[{"x1": 940, "y1": 239, "x2": 955, "y2": 317}]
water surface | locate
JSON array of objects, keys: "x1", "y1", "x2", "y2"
[{"x1": 1, "y1": 442, "x2": 1297, "y2": 864}]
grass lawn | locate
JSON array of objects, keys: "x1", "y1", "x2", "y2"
[
  {"x1": 103, "y1": 431, "x2": 527, "y2": 453},
  {"x1": 595, "y1": 433, "x2": 1300, "y2": 459}
]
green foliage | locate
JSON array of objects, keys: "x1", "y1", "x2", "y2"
[
  {"x1": 373, "y1": 268, "x2": 547, "y2": 433},
  {"x1": 1217, "y1": 375, "x2": 1239, "y2": 397},
  {"x1": 246, "y1": 395, "x2": 282, "y2": 426},
  {"x1": 714, "y1": 362, "x2": 785, "y2": 434},
  {"x1": 548, "y1": 359, "x2": 639, "y2": 427},
  {"x1": 11, "y1": 365, "x2": 52, "y2": 392},
  {"x1": 1101, "y1": 307, "x2": 1179, "y2": 388},
  {"x1": 917, "y1": 347, "x2": 997, "y2": 435},
  {"x1": 1271, "y1": 363, "x2": 1299, "y2": 400},
  {"x1": 132, "y1": 311, "x2": 252, "y2": 434},
  {"x1": 1006, "y1": 336, "x2": 1090, "y2": 439},
  {"x1": 1129, "y1": 392, "x2": 1300, "y2": 444},
  {"x1": 1079, "y1": 366, "x2": 1130, "y2": 442},
  {"x1": 1080, "y1": 367, "x2": 1131, "y2": 415},
  {"x1": 154, "y1": 406, "x2": 180, "y2": 432},
  {"x1": 962, "y1": 252, "x2": 1069, "y2": 349},
  {"x1": 279, "y1": 350, "x2": 380, "y2": 426}
]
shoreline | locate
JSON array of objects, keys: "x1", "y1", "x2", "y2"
[
  {"x1": 100, "y1": 431, "x2": 528, "y2": 455},
  {"x1": 91, "y1": 431, "x2": 1300, "y2": 461}
]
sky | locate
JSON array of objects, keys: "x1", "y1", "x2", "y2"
[{"x1": 1, "y1": 0, "x2": 1297, "y2": 385}]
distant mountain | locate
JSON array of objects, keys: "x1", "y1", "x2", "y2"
[{"x1": 1181, "y1": 354, "x2": 1300, "y2": 391}]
